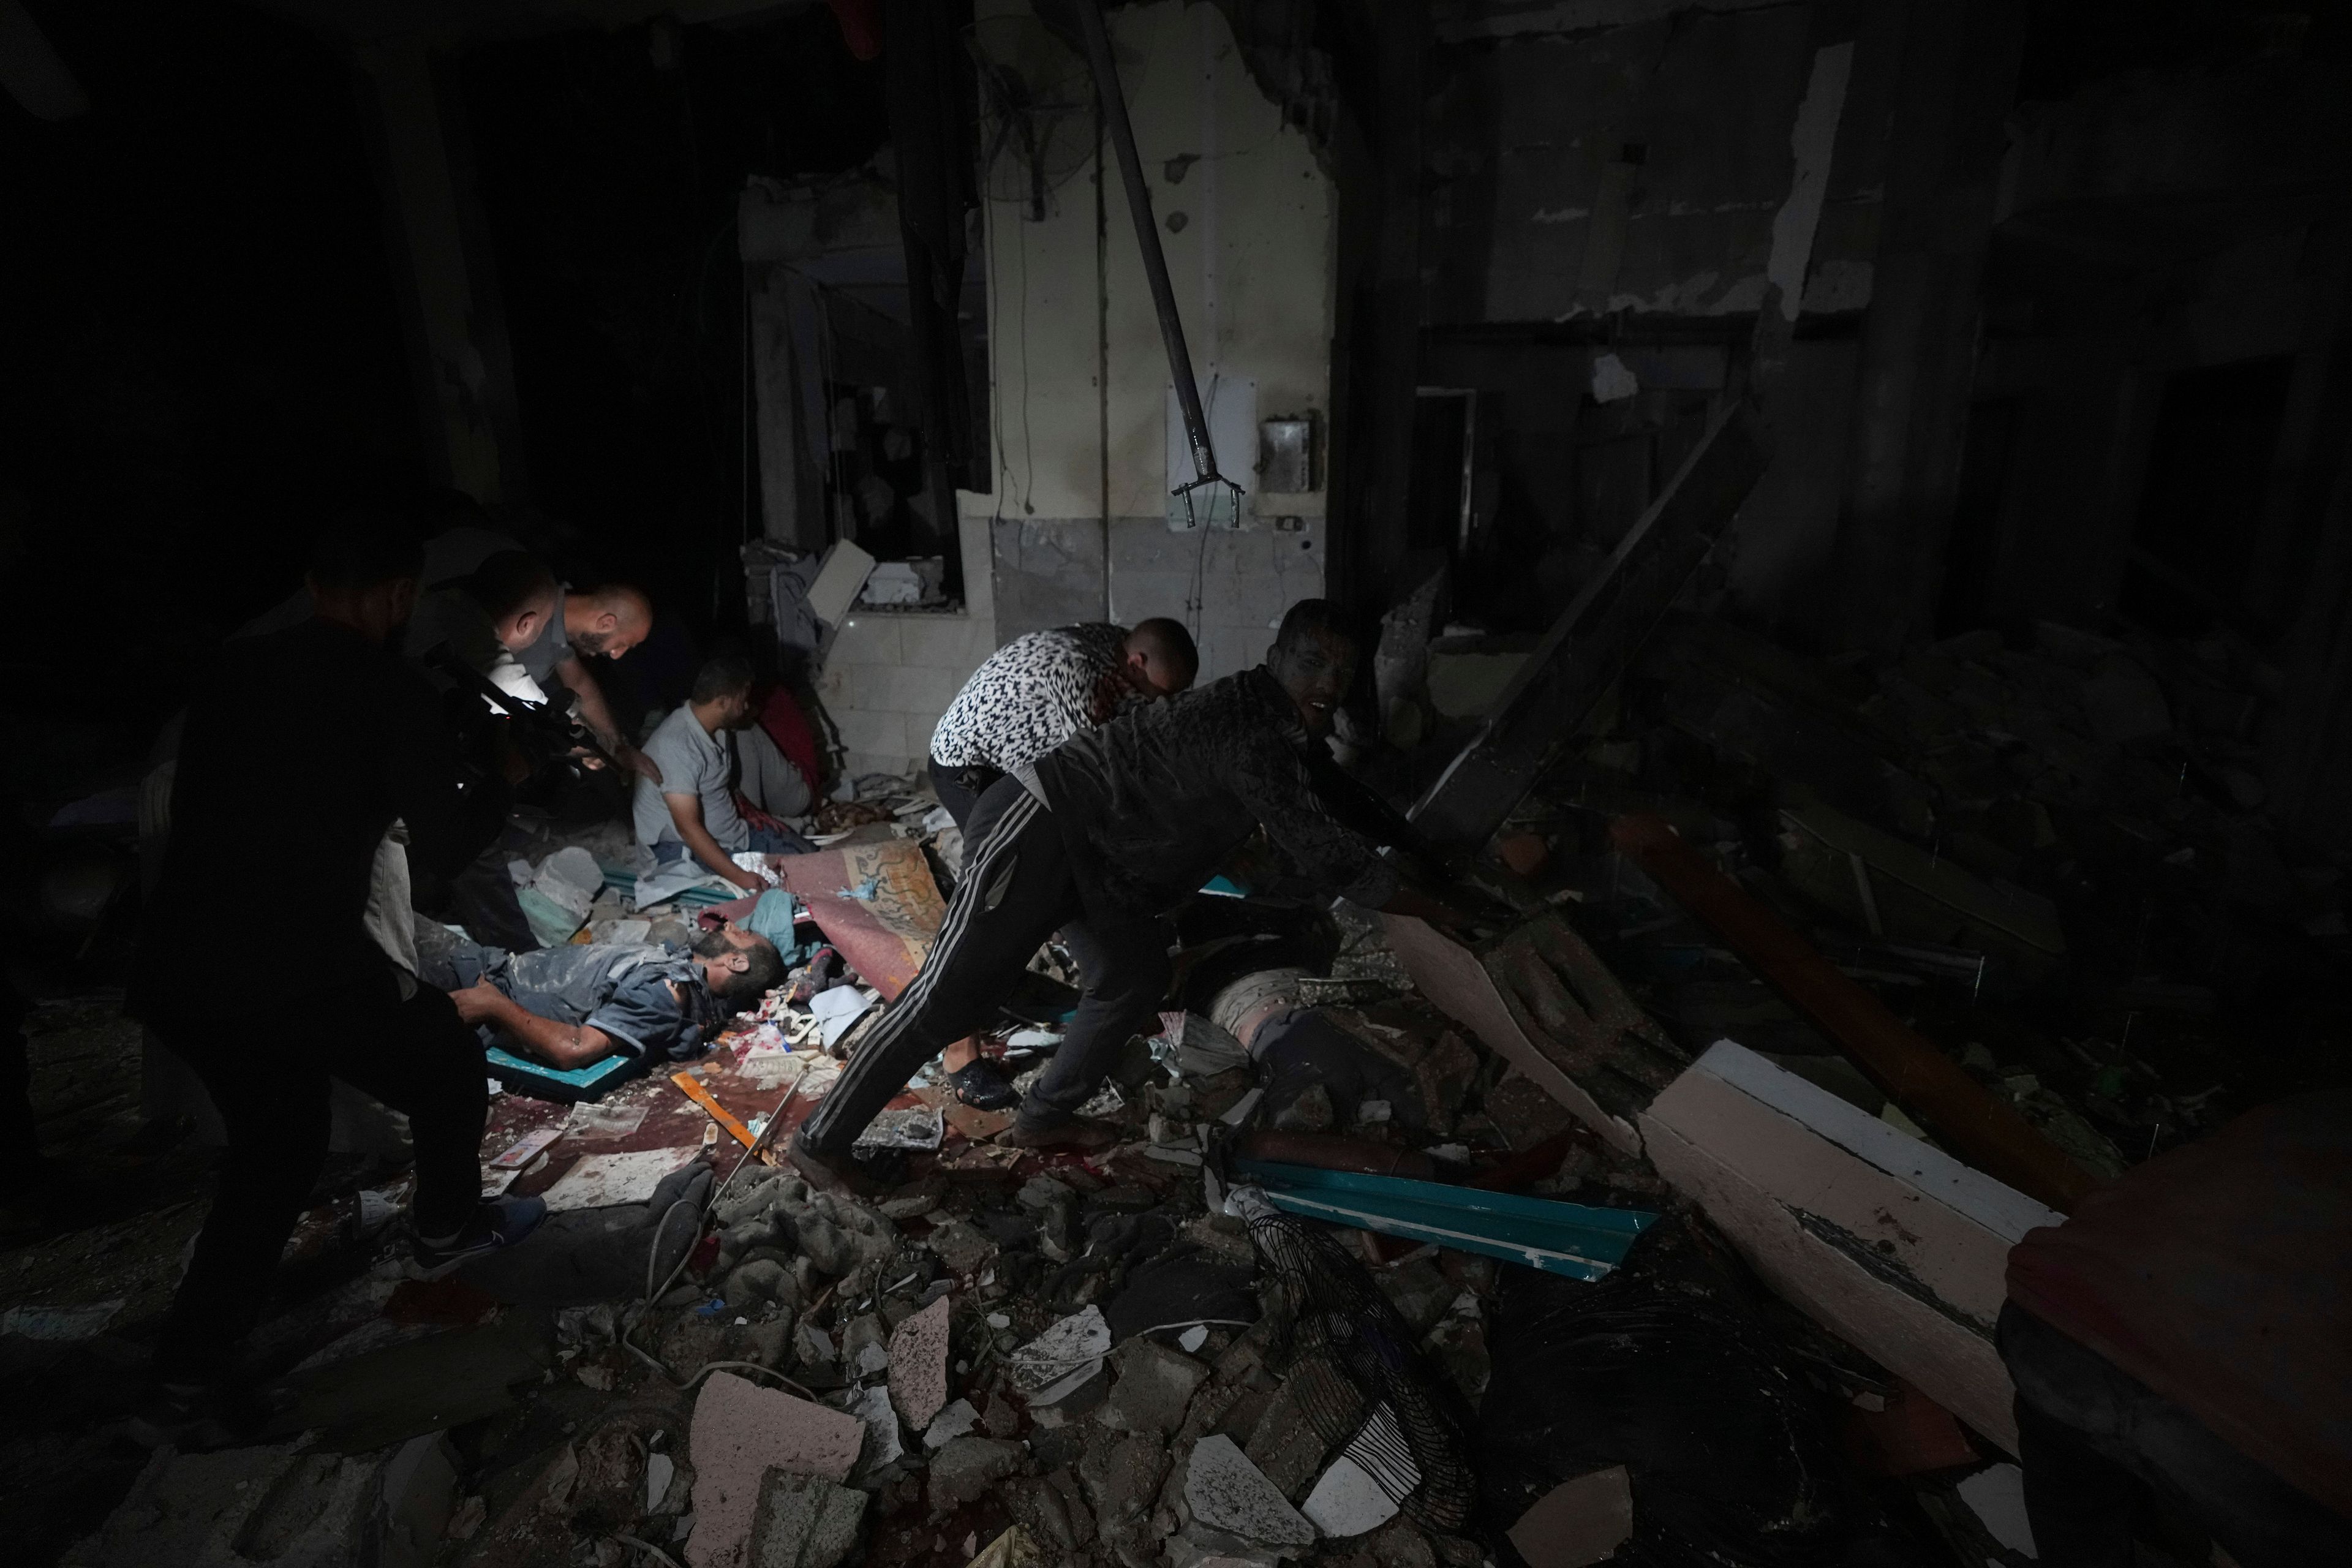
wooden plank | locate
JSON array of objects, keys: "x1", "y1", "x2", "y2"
[{"x1": 1612, "y1": 812, "x2": 2099, "y2": 1213}]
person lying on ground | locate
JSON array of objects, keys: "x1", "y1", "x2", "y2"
[
  {"x1": 792, "y1": 598, "x2": 1493, "y2": 1186},
  {"x1": 126, "y1": 503, "x2": 526, "y2": 1448},
  {"x1": 430, "y1": 922, "x2": 785, "y2": 1071},
  {"x1": 922, "y1": 616, "x2": 1199, "y2": 1108},
  {"x1": 633, "y1": 653, "x2": 817, "y2": 895}
]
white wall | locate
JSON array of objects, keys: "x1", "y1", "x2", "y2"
[
  {"x1": 815, "y1": 0, "x2": 1339, "y2": 774},
  {"x1": 816, "y1": 510, "x2": 998, "y2": 779},
  {"x1": 974, "y1": 0, "x2": 1335, "y2": 676}
]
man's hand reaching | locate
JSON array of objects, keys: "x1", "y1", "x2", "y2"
[
  {"x1": 450, "y1": 979, "x2": 508, "y2": 1027},
  {"x1": 619, "y1": 743, "x2": 663, "y2": 785}
]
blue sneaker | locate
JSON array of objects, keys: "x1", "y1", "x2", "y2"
[{"x1": 412, "y1": 1195, "x2": 547, "y2": 1278}]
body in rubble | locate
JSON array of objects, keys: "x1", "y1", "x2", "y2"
[
  {"x1": 431, "y1": 924, "x2": 784, "y2": 1071},
  {"x1": 792, "y1": 599, "x2": 1494, "y2": 1184},
  {"x1": 924, "y1": 617, "x2": 1202, "y2": 1108}
]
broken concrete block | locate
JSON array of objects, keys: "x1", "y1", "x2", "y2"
[
  {"x1": 1505, "y1": 1465, "x2": 1633, "y2": 1568},
  {"x1": 1185, "y1": 1434, "x2": 1316, "y2": 1551},
  {"x1": 1097, "y1": 1337, "x2": 1207, "y2": 1438},
  {"x1": 1077, "y1": 1431, "x2": 1170, "y2": 1530},
  {"x1": 886, "y1": 1295, "x2": 951, "y2": 1430},
  {"x1": 1301, "y1": 1453, "x2": 1400, "y2": 1539},
  {"x1": 1243, "y1": 1360, "x2": 1341, "y2": 1499},
  {"x1": 929, "y1": 1435, "x2": 1024, "y2": 1510},
  {"x1": 846, "y1": 1383, "x2": 904, "y2": 1476},
  {"x1": 1639, "y1": 1041, "x2": 2062, "y2": 1453},
  {"x1": 747, "y1": 1470, "x2": 867, "y2": 1568},
  {"x1": 685, "y1": 1372, "x2": 866, "y2": 1568},
  {"x1": 67, "y1": 1438, "x2": 439, "y2": 1568},
  {"x1": 926, "y1": 1218, "x2": 998, "y2": 1276},
  {"x1": 1006, "y1": 1468, "x2": 1096, "y2": 1553},
  {"x1": 965, "y1": 1525, "x2": 1045, "y2": 1568},
  {"x1": 923, "y1": 1397, "x2": 981, "y2": 1450},
  {"x1": 1006, "y1": 1305, "x2": 1111, "y2": 1403}
]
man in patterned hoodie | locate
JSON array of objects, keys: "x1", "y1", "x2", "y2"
[
  {"x1": 797, "y1": 600, "x2": 1483, "y2": 1180},
  {"x1": 921, "y1": 617, "x2": 1199, "y2": 1105}
]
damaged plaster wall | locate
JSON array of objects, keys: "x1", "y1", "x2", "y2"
[
  {"x1": 1417, "y1": 0, "x2": 1902, "y2": 636},
  {"x1": 977, "y1": 0, "x2": 1334, "y2": 676},
  {"x1": 1423, "y1": 2, "x2": 1885, "y2": 326},
  {"x1": 742, "y1": 172, "x2": 1007, "y2": 777}
]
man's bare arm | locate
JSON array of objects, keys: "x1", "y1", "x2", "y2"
[
  {"x1": 666, "y1": 791, "x2": 766, "y2": 892},
  {"x1": 556, "y1": 654, "x2": 662, "y2": 784},
  {"x1": 452, "y1": 982, "x2": 616, "y2": 1069}
]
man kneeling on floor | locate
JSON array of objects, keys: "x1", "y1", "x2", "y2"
[
  {"x1": 634, "y1": 653, "x2": 816, "y2": 895},
  {"x1": 793, "y1": 598, "x2": 1487, "y2": 1182},
  {"x1": 428, "y1": 924, "x2": 784, "y2": 1070}
]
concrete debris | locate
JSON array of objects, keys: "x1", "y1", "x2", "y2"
[
  {"x1": 1007, "y1": 1305, "x2": 1112, "y2": 1403},
  {"x1": 1505, "y1": 1466, "x2": 1634, "y2": 1568},
  {"x1": 886, "y1": 1295, "x2": 951, "y2": 1429},
  {"x1": 66, "y1": 1435, "x2": 456, "y2": 1568},
  {"x1": 1077, "y1": 1433, "x2": 1171, "y2": 1560},
  {"x1": 921, "y1": 1397, "x2": 981, "y2": 1449},
  {"x1": 928, "y1": 1436, "x2": 1024, "y2": 1510},
  {"x1": 925, "y1": 1218, "x2": 999, "y2": 1276},
  {"x1": 1004, "y1": 1469, "x2": 1096, "y2": 1555},
  {"x1": 747, "y1": 1471, "x2": 867, "y2": 1568},
  {"x1": 965, "y1": 1525, "x2": 1046, "y2": 1568},
  {"x1": 686, "y1": 1373, "x2": 865, "y2": 1568},
  {"x1": 846, "y1": 1383, "x2": 905, "y2": 1476},
  {"x1": 1243, "y1": 1361, "x2": 1342, "y2": 1500},
  {"x1": 1184, "y1": 1434, "x2": 1317, "y2": 1551},
  {"x1": 36, "y1": 587, "x2": 2283, "y2": 1568},
  {"x1": 1097, "y1": 1336, "x2": 1208, "y2": 1438}
]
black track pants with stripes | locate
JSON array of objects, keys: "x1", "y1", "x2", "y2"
[{"x1": 799, "y1": 774, "x2": 1171, "y2": 1154}]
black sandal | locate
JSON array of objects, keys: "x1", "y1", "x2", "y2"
[{"x1": 947, "y1": 1058, "x2": 1020, "y2": 1110}]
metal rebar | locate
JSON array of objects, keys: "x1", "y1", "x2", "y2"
[{"x1": 1071, "y1": 0, "x2": 1220, "y2": 489}]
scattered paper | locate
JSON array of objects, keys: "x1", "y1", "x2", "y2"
[
  {"x1": 540, "y1": 1148, "x2": 696, "y2": 1212},
  {"x1": 491, "y1": 1125, "x2": 566, "y2": 1169},
  {"x1": 809, "y1": 985, "x2": 878, "y2": 1049}
]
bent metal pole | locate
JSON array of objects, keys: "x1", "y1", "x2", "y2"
[{"x1": 1072, "y1": 0, "x2": 1221, "y2": 491}]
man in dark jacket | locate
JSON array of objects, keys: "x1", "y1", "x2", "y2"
[
  {"x1": 127, "y1": 507, "x2": 538, "y2": 1444},
  {"x1": 794, "y1": 600, "x2": 1482, "y2": 1177}
]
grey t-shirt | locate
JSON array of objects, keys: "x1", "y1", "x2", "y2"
[
  {"x1": 498, "y1": 941, "x2": 710, "y2": 1062},
  {"x1": 431, "y1": 937, "x2": 712, "y2": 1063},
  {"x1": 631, "y1": 704, "x2": 748, "y2": 853}
]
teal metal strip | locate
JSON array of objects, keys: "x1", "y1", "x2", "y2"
[
  {"x1": 486, "y1": 1046, "x2": 638, "y2": 1102},
  {"x1": 1235, "y1": 1158, "x2": 1658, "y2": 1281}
]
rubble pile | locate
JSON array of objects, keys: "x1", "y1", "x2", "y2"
[
  {"x1": 1484, "y1": 610, "x2": 2352, "y2": 1166},
  {"x1": 31, "y1": 630, "x2": 2289, "y2": 1568}
]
